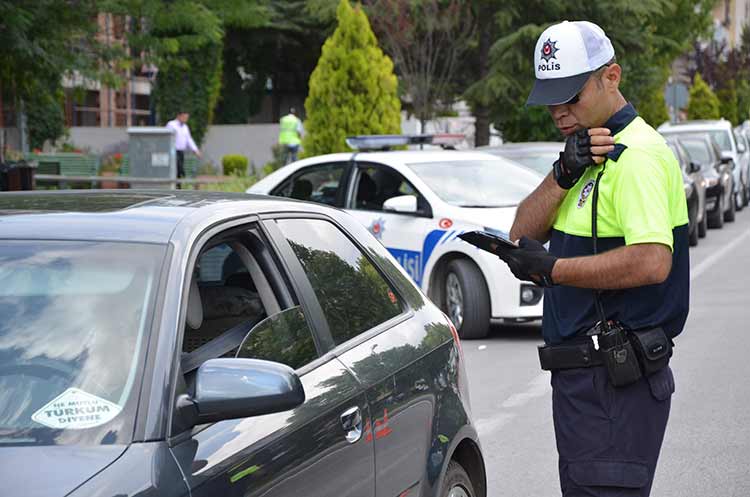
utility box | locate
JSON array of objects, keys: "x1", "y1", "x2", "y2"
[{"x1": 127, "y1": 127, "x2": 176, "y2": 189}]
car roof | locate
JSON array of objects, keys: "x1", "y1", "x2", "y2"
[
  {"x1": 0, "y1": 190, "x2": 335, "y2": 243},
  {"x1": 659, "y1": 120, "x2": 733, "y2": 132},
  {"x1": 285, "y1": 149, "x2": 505, "y2": 167},
  {"x1": 479, "y1": 142, "x2": 563, "y2": 154}
]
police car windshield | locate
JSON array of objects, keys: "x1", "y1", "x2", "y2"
[
  {"x1": 0, "y1": 241, "x2": 163, "y2": 446},
  {"x1": 407, "y1": 159, "x2": 541, "y2": 207}
]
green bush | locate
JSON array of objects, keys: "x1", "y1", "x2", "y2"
[
  {"x1": 202, "y1": 175, "x2": 258, "y2": 192},
  {"x1": 222, "y1": 154, "x2": 249, "y2": 176},
  {"x1": 302, "y1": 0, "x2": 401, "y2": 157},
  {"x1": 687, "y1": 73, "x2": 720, "y2": 120}
]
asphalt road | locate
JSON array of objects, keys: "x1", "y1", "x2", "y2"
[{"x1": 463, "y1": 209, "x2": 750, "y2": 497}]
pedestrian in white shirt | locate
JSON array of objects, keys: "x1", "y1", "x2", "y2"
[{"x1": 166, "y1": 111, "x2": 202, "y2": 189}]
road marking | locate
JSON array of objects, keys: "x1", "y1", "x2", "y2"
[
  {"x1": 690, "y1": 227, "x2": 750, "y2": 281},
  {"x1": 476, "y1": 373, "x2": 551, "y2": 436},
  {"x1": 475, "y1": 412, "x2": 517, "y2": 436},
  {"x1": 501, "y1": 373, "x2": 550, "y2": 408}
]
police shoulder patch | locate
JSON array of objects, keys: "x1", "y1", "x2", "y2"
[{"x1": 577, "y1": 179, "x2": 596, "y2": 209}]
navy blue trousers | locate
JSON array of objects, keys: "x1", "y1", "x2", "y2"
[{"x1": 551, "y1": 365, "x2": 674, "y2": 496}]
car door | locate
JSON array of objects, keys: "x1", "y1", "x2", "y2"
[
  {"x1": 169, "y1": 221, "x2": 375, "y2": 497},
  {"x1": 345, "y1": 163, "x2": 434, "y2": 286},
  {"x1": 269, "y1": 214, "x2": 450, "y2": 497}
]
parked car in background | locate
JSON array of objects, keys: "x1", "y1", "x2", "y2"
[
  {"x1": 659, "y1": 120, "x2": 749, "y2": 209},
  {"x1": 735, "y1": 126, "x2": 750, "y2": 183},
  {"x1": 248, "y1": 136, "x2": 544, "y2": 339},
  {"x1": 0, "y1": 191, "x2": 487, "y2": 497},
  {"x1": 676, "y1": 134, "x2": 735, "y2": 229},
  {"x1": 665, "y1": 136, "x2": 707, "y2": 245},
  {"x1": 478, "y1": 142, "x2": 563, "y2": 176}
]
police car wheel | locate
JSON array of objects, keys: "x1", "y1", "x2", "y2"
[
  {"x1": 444, "y1": 259, "x2": 490, "y2": 340},
  {"x1": 441, "y1": 461, "x2": 476, "y2": 497}
]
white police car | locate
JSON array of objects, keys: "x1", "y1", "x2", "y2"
[{"x1": 248, "y1": 135, "x2": 544, "y2": 339}]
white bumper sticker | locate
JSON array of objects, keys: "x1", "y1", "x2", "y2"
[{"x1": 32, "y1": 388, "x2": 122, "y2": 430}]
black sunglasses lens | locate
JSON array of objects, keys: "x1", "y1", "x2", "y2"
[{"x1": 566, "y1": 93, "x2": 580, "y2": 105}]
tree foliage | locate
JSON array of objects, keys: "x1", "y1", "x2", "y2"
[
  {"x1": 107, "y1": 0, "x2": 270, "y2": 145},
  {"x1": 717, "y1": 82, "x2": 739, "y2": 125},
  {"x1": 366, "y1": 0, "x2": 474, "y2": 127},
  {"x1": 214, "y1": 1, "x2": 330, "y2": 124},
  {"x1": 638, "y1": 79, "x2": 670, "y2": 129},
  {"x1": 687, "y1": 73, "x2": 720, "y2": 120},
  {"x1": 303, "y1": 0, "x2": 401, "y2": 156},
  {"x1": 463, "y1": 0, "x2": 715, "y2": 142},
  {"x1": 0, "y1": 1, "x2": 115, "y2": 152}
]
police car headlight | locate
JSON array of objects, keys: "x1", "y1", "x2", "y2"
[{"x1": 520, "y1": 284, "x2": 543, "y2": 306}]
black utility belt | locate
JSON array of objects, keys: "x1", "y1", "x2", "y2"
[{"x1": 539, "y1": 323, "x2": 673, "y2": 387}]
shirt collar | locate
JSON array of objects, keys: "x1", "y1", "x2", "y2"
[
  {"x1": 603, "y1": 102, "x2": 638, "y2": 136},
  {"x1": 603, "y1": 103, "x2": 637, "y2": 162}
]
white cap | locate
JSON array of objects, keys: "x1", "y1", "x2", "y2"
[{"x1": 526, "y1": 21, "x2": 615, "y2": 106}]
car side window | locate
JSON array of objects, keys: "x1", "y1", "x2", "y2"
[
  {"x1": 272, "y1": 164, "x2": 347, "y2": 207},
  {"x1": 353, "y1": 165, "x2": 424, "y2": 212},
  {"x1": 181, "y1": 229, "x2": 318, "y2": 372},
  {"x1": 276, "y1": 218, "x2": 404, "y2": 345}
]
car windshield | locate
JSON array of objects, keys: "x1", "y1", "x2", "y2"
[
  {"x1": 499, "y1": 152, "x2": 559, "y2": 175},
  {"x1": 680, "y1": 140, "x2": 711, "y2": 165},
  {"x1": 407, "y1": 159, "x2": 541, "y2": 207},
  {"x1": 0, "y1": 241, "x2": 164, "y2": 446},
  {"x1": 664, "y1": 129, "x2": 732, "y2": 152}
]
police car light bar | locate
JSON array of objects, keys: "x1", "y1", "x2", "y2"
[
  {"x1": 346, "y1": 135, "x2": 430, "y2": 150},
  {"x1": 346, "y1": 134, "x2": 464, "y2": 151}
]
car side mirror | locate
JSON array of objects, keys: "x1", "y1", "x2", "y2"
[
  {"x1": 689, "y1": 161, "x2": 701, "y2": 173},
  {"x1": 179, "y1": 358, "x2": 305, "y2": 427},
  {"x1": 720, "y1": 155, "x2": 735, "y2": 169},
  {"x1": 383, "y1": 194, "x2": 418, "y2": 214}
]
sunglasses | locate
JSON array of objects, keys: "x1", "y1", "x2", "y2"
[{"x1": 563, "y1": 64, "x2": 612, "y2": 105}]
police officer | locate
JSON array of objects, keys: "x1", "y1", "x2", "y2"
[{"x1": 502, "y1": 21, "x2": 689, "y2": 496}]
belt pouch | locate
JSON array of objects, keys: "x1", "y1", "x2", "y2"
[
  {"x1": 599, "y1": 326, "x2": 642, "y2": 387},
  {"x1": 629, "y1": 327, "x2": 671, "y2": 376}
]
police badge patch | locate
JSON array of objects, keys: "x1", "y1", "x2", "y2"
[
  {"x1": 368, "y1": 217, "x2": 386, "y2": 240},
  {"x1": 540, "y1": 39, "x2": 559, "y2": 62},
  {"x1": 577, "y1": 179, "x2": 595, "y2": 209}
]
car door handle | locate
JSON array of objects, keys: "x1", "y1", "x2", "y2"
[{"x1": 340, "y1": 406, "x2": 363, "y2": 444}]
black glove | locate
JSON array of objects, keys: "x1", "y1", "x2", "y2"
[
  {"x1": 497, "y1": 237, "x2": 557, "y2": 287},
  {"x1": 554, "y1": 128, "x2": 596, "y2": 189}
]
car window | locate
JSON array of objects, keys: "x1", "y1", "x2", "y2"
[
  {"x1": 181, "y1": 230, "x2": 317, "y2": 371},
  {"x1": 353, "y1": 166, "x2": 425, "y2": 212},
  {"x1": 276, "y1": 218, "x2": 403, "y2": 345},
  {"x1": 272, "y1": 163, "x2": 347, "y2": 206},
  {"x1": 708, "y1": 130, "x2": 732, "y2": 152},
  {"x1": 236, "y1": 306, "x2": 316, "y2": 370}
]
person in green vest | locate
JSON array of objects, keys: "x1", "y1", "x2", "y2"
[{"x1": 278, "y1": 108, "x2": 303, "y2": 165}]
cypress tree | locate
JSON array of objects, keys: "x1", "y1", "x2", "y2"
[
  {"x1": 303, "y1": 0, "x2": 401, "y2": 156},
  {"x1": 687, "y1": 73, "x2": 720, "y2": 120}
]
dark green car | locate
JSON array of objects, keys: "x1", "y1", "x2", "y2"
[{"x1": 0, "y1": 191, "x2": 486, "y2": 497}]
